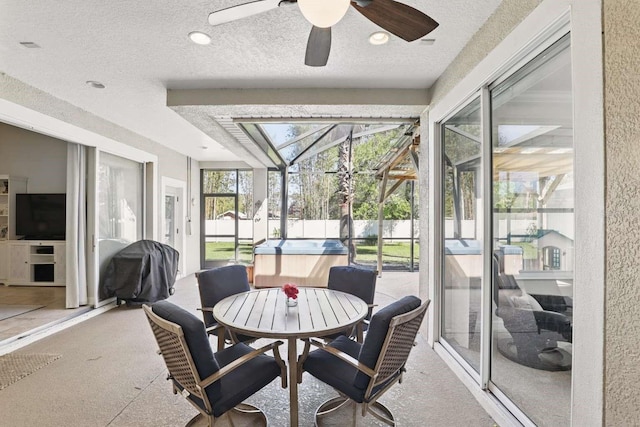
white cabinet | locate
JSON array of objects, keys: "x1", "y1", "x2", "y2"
[
  {"x1": 7, "y1": 241, "x2": 66, "y2": 286},
  {"x1": 9, "y1": 242, "x2": 30, "y2": 283},
  {"x1": 0, "y1": 241, "x2": 7, "y2": 283},
  {"x1": 53, "y1": 242, "x2": 66, "y2": 283},
  {"x1": 0, "y1": 175, "x2": 28, "y2": 241}
]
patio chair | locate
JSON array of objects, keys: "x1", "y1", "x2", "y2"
[
  {"x1": 143, "y1": 300, "x2": 287, "y2": 427},
  {"x1": 299, "y1": 295, "x2": 429, "y2": 426},
  {"x1": 324, "y1": 265, "x2": 378, "y2": 342},
  {"x1": 197, "y1": 264, "x2": 256, "y2": 351}
]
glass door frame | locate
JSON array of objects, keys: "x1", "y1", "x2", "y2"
[
  {"x1": 432, "y1": 23, "x2": 573, "y2": 427},
  {"x1": 200, "y1": 193, "x2": 239, "y2": 268},
  {"x1": 437, "y1": 93, "x2": 485, "y2": 385},
  {"x1": 87, "y1": 149, "x2": 147, "y2": 309}
]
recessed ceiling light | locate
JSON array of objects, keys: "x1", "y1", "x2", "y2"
[
  {"x1": 201, "y1": 145, "x2": 209, "y2": 150},
  {"x1": 369, "y1": 31, "x2": 390, "y2": 45},
  {"x1": 189, "y1": 31, "x2": 211, "y2": 45},
  {"x1": 85, "y1": 80, "x2": 105, "y2": 89}
]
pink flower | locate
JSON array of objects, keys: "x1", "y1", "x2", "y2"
[{"x1": 283, "y1": 283, "x2": 299, "y2": 299}]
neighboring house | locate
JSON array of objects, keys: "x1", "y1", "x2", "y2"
[
  {"x1": 508, "y1": 229, "x2": 575, "y2": 271},
  {"x1": 216, "y1": 210, "x2": 247, "y2": 220},
  {"x1": 534, "y1": 229, "x2": 574, "y2": 271}
]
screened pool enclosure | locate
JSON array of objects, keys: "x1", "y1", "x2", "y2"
[{"x1": 201, "y1": 120, "x2": 421, "y2": 272}]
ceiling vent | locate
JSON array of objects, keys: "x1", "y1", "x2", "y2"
[{"x1": 19, "y1": 42, "x2": 41, "y2": 48}]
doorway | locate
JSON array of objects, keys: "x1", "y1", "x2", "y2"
[{"x1": 162, "y1": 177, "x2": 186, "y2": 277}]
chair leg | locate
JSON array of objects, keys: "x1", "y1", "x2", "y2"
[
  {"x1": 216, "y1": 328, "x2": 225, "y2": 352},
  {"x1": 355, "y1": 323, "x2": 364, "y2": 343}
]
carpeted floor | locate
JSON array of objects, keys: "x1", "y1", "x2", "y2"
[
  {"x1": 0, "y1": 353, "x2": 61, "y2": 390},
  {"x1": 0, "y1": 304, "x2": 44, "y2": 321}
]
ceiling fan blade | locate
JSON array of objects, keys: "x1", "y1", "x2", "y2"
[
  {"x1": 305, "y1": 26, "x2": 331, "y2": 67},
  {"x1": 351, "y1": 0, "x2": 439, "y2": 42},
  {"x1": 208, "y1": 0, "x2": 282, "y2": 26}
]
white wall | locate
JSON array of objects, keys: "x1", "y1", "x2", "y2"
[
  {"x1": 0, "y1": 74, "x2": 202, "y2": 276},
  {"x1": 0, "y1": 122, "x2": 66, "y2": 192}
]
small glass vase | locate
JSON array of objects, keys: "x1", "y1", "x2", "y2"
[{"x1": 286, "y1": 297, "x2": 298, "y2": 307}]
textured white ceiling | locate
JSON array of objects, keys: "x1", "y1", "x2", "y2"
[{"x1": 0, "y1": 0, "x2": 502, "y2": 162}]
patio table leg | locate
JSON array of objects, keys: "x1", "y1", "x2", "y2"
[{"x1": 288, "y1": 337, "x2": 299, "y2": 427}]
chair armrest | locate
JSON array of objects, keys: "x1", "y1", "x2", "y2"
[
  {"x1": 200, "y1": 340, "x2": 285, "y2": 389},
  {"x1": 532, "y1": 310, "x2": 572, "y2": 341},
  {"x1": 303, "y1": 338, "x2": 376, "y2": 377}
]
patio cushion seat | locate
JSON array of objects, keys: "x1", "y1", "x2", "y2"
[
  {"x1": 150, "y1": 300, "x2": 282, "y2": 418},
  {"x1": 210, "y1": 343, "x2": 282, "y2": 417},
  {"x1": 302, "y1": 335, "x2": 392, "y2": 403}
]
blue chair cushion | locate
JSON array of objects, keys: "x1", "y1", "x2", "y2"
[
  {"x1": 327, "y1": 266, "x2": 377, "y2": 320},
  {"x1": 209, "y1": 342, "x2": 282, "y2": 417},
  {"x1": 354, "y1": 295, "x2": 421, "y2": 390},
  {"x1": 303, "y1": 335, "x2": 367, "y2": 402},
  {"x1": 151, "y1": 300, "x2": 221, "y2": 398},
  {"x1": 303, "y1": 335, "x2": 399, "y2": 403},
  {"x1": 197, "y1": 265, "x2": 250, "y2": 328}
]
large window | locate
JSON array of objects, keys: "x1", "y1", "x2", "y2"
[{"x1": 439, "y1": 34, "x2": 573, "y2": 426}]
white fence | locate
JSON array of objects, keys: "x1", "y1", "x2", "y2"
[
  {"x1": 206, "y1": 219, "x2": 419, "y2": 240},
  {"x1": 205, "y1": 218, "x2": 573, "y2": 242}
]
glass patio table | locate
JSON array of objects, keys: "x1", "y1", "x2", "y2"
[{"x1": 213, "y1": 287, "x2": 368, "y2": 427}]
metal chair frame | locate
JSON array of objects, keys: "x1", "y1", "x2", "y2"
[
  {"x1": 299, "y1": 299, "x2": 430, "y2": 426},
  {"x1": 143, "y1": 304, "x2": 287, "y2": 427}
]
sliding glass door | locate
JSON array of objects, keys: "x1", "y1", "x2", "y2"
[
  {"x1": 441, "y1": 97, "x2": 483, "y2": 374},
  {"x1": 439, "y1": 34, "x2": 574, "y2": 425},
  {"x1": 95, "y1": 152, "x2": 144, "y2": 305},
  {"x1": 489, "y1": 34, "x2": 573, "y2": 425}
]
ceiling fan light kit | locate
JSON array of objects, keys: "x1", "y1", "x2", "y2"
[
  {"x1": 207, "y1": 0, "x2": 439, "y2": 67},
  {"x1": 297, "y1": 0, "x2": 350, "y2": 28}
]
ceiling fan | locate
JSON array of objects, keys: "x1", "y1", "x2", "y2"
[{"x1": 208, "y1": 0, "x2": 439, "y2": 67}]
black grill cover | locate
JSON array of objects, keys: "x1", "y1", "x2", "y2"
[{"x1": 100, "y1": 240, "x2": 179, "y2": 304}]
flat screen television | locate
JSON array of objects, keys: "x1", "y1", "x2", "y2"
[{"x1": 15, "y1": 193, "x2": 66, "y2": 240}]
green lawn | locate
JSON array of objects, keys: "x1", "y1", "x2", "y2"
[
  {"x1": 205, "y1": 242, "x2": 253, "y2": 263},
  {"x1": 354, "y1": 241, "x2": 419, "y2": 267},
  {"x1": 205, "y1": 240, "x2": 419, "y2": 268}
]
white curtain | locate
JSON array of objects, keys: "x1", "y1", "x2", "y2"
[{"x1": 66, "y1": 143, "x2": 88, "y2": 308}]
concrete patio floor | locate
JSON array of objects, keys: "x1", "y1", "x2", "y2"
[{"x1": 0, "y1": 271, "x2": 497, "y2": 426}]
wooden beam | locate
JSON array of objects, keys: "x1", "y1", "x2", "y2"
[{"x1": 377, "y1": 171, "x2": 389, "y2": 275}]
